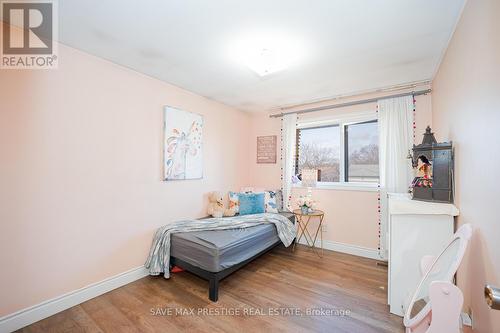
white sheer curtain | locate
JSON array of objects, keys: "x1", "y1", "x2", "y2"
[
  {"x1": 281, "y1": 113, "x2": 297, "y2": 211},
  {"x1": 378, "y1": 95, "x2": 414, "y2": 259}
]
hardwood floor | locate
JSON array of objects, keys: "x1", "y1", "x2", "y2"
[{"x1": 18, "y1": 245, "x2": 404, "y2": 333}]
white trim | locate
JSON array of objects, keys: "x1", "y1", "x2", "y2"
[
  {"x1": 339, "y1": 123, "x2": 346, "y2": 182},
  {"x1": 293, "y1": 183, "x2": 379, "y2": 192},
  {"x1": 0, "y1": 266, "x2": 149, "y2": 333},
  {"x1": 297, "y1": 239, "x2": 381, "y2": 260}
]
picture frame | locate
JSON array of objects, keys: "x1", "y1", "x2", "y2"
[{"x1": 163, "y1": 106, "x2": 203, "y2": 180}]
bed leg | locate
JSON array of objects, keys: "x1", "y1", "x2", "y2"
[{"x1": 209, "y1": 277, "x2": 219, "y2": 302}]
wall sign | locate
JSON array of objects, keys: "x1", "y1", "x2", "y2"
[{"x1": 257, "y1": 135, "x2": 277, "y2": 164}]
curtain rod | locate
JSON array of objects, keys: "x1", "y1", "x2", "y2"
[{"x1": 269, "y1": 89, "x2": 432, "y2": 118}]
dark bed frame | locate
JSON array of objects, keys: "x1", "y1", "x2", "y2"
[{"x1": 170, "y1": 240, "x2": 282, "y2": 302}]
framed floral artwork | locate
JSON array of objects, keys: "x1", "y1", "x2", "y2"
[{"x1": 163, "y1": 106, "x2": 203, "y2": 180}]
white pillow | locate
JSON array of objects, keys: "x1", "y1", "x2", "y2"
[{"x1": 264, "y1": 191, "x2": 279, "y2": 213}]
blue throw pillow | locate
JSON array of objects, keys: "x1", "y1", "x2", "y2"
[{"x1": 238, "y1": 192, "x2": 265, "y2": 215}]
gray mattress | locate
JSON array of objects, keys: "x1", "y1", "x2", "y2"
[{"x1": 171, "y1": 212, "x2": 294, "y2": 272}]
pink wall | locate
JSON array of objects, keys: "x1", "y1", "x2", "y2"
[
  {"x1": 248, "y1": 87, "x2": 432, "y2": 250},
  {"x1": 0, "y1": 25, "x2": 250, "y2": 316},
  {"x1": 291, "y1": 187, "x2": 380, "y2": 249},
  {"x1": 431, "y1": 0, "x2": 500, "y2": 331}
]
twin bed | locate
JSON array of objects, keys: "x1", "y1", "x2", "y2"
[{"x1": 166, "y1": 212, "x2": 295, "y2": 301}]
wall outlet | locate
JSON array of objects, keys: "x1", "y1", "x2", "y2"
[
  {"x1": 322, "y1": 225, "x2": 327, "y2": 232},
  {"x1": 461, "y1": 307, "x2": 474, "y2": 329},
  {"x1": 461, "y1": 312, "x2": 472, "y2": 327}
]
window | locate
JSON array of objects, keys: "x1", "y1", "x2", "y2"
[
  {"x1": 297, "y1": 125, "x2": 340, "y2": 182},
  {"x1": 345, "y1": 120, "x2": 379, "y2": 183},
  {"x1": 296, "y1": 117, "x2": 379, "y2": 185}
]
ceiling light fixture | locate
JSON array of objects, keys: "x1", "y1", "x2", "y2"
[
  {"x1": 229, "y1": 31, "x2": 303, "y2": 77},
  {"x1": 245, "y1": 47, "x2": 285, "y2": 76}
]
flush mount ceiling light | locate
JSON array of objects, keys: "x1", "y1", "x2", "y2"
[
  {"x1": 244, "y1": 47, "x2": 286, "y2": 76},
  {"x1": 230, "y1": 31, "x2": 303, "y2": 77}
]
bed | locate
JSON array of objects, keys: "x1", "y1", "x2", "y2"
[{"x1": 169, "y1": 212, "x2": 295, "y2": 301}]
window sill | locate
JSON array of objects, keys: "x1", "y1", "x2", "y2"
[{"x1": 292, "y1": 182, "x2": 379, "y2": 192}]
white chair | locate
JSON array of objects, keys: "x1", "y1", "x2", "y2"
[{"x1": 404, "y1": 224, "x2": 472, "y2": 333}]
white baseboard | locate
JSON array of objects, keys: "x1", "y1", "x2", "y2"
[
  {"x1": 297, "y1": 239, "x2": 382, "y2": 260},
  {"x1": 0, "y1": 266, "x2": 149, "y2": 333}
]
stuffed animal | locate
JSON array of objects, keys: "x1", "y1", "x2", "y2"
[{"x1": 207, "y1": 191, "x2": 236, "y2": 218}]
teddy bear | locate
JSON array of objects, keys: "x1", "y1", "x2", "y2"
[{"x1": 207, "y1": 191, "x2": 236, "y2": 218}]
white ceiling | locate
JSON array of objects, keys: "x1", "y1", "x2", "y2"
[{"x1": 59, "y1": 0, "x2": 465, "y2": 112}]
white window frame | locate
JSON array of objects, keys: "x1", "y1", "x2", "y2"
[{"x1": 295, "y1": 111, "x2": 379, "y2": 191}]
